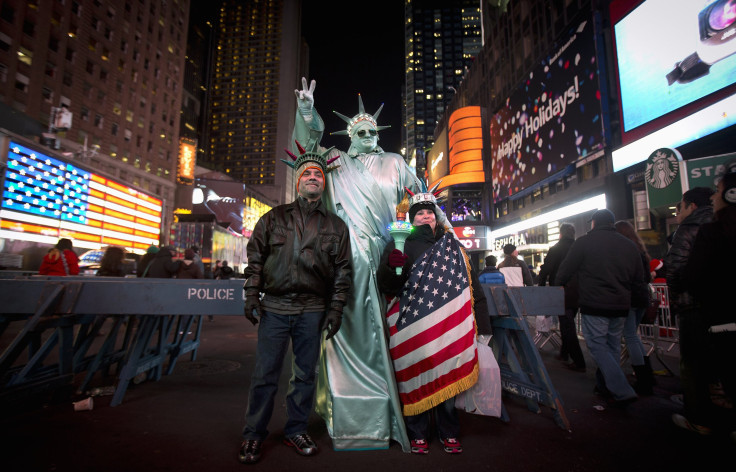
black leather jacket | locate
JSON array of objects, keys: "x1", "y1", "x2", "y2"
[
  {"x1": 665, "y1": 205, "x2": 712, "y2": 302},
  {"x1": 243, "y1": 197, "x2": 352, "y2": 314}
]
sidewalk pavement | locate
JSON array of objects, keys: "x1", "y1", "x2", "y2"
[{"x1": 1, "y1": 315, "x2": 733, "y2": 472}]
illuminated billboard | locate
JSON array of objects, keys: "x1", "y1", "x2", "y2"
[
  {"x1": 433, "y1": 106, "x2": 486, "y2": 191},
  {"x1": 426, "y1": 128, "x2": 449, "y2": 185},
  {"x1": 177, "y1": 139, "x2": 196, "y2": 183},
  {"x1": 192, "y1": 178, "x2": 245, "y2": 236},
  {"x1": 490, "y1": 15, "x2": 606, "y2": 202},
  {"x1": 1, "y1": 141, "x2": 162, "y2": 253},
  {"x1": 611, "y1": 0, "x2": 736, "y2": 172}
]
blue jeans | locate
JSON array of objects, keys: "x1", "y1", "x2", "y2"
[
  {"x1": 243, "y1": 310, "x2": 324, "y2": 440},
  {"x1": 623, "y1": 307, "x2": 646, "y2": 366},
  {"x1": 581, "y1": 314, "x2": 636, "y2": 401}
]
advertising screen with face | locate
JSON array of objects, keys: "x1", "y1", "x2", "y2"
[
  {"x1": 490, "y1": 15, "x2": 606, "y2": 203},
  {"x1": 614, "y1": 0, "x2": 736, "y2": 138},
  {"x1": 610, "y1": 0, "x2": 736, "y2": 172}
]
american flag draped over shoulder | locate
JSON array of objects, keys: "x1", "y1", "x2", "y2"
[{"x1": 386, "y1": 231, "x2": 478, "y2": 416}]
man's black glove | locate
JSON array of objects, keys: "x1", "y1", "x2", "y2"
[
  {"x1": 322, "y1": 309, "x2": 342, "y2": 340},
  {"x1": 244, "y1": 295, "x2": 263, "y2": 325}
]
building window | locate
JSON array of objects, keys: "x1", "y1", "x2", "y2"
[
  {"x1": 62, "y1": 70, "x2": 73, "y2": 86},
  {"x1": 111, "y1": 122, "x2": 118, "y2": 136},
  {"x1": 94, "y1": 114, "x2": 103, "y2": 129},
  {"x1": 81, "y1": 107, "x2": 89, "y2": 121},
  {"x1": 17, "y1": 46, "x2": 33, "y2": 66},
  {"x1": 0, "y1": 32, "x2": 10, "y2": 52},
  {"x1": 15, "y1": 73, "x2": 29, "y2": 92},
  {"x1": 23, "y1": 19, "x2": 35, "y2": 37},
  {"x1": 0, "y1": 5, "x2": 14, "y2": 23}
]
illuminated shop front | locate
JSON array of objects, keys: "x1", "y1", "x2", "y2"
[{"x1": 486, "y1": 194, "x2": 607, "y2": 272}]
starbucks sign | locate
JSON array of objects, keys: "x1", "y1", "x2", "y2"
[{"x1": 645, "y1": 148, "x2": 683, "y2": 210}]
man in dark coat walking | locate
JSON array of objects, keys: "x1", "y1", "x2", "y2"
[
  {"x1": 556, "y1": 209, "x2": 648, "y2": 405},
  {"x1": 538, "y1": 222, "x2": 585, "y2": 371}
]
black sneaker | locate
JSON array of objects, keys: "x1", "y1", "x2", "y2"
[
  {"x1": 283, "y1": 433, "x2": 318, "y2": 456},
  {"x1": 238, "y1": 439, "x2": 262, "y2": 464}
]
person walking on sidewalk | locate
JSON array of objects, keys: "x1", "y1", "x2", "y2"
[
  {"x1": 556, "y1": 209, "x2": 648, "y2": 406},
  {"x1": 538, "y1": 223, "x2": 586, "y2": 372},
  {"x1": 478, "y1": 255, "x2": 505, "y2": 285},
  {"x1": 239, "y1": 146, "x2": 351, "y2": 465},
  {"x1": 614, "y1": 220, "x2": 655, "y2": 395}
]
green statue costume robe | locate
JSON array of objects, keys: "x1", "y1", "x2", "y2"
[{"x1": 293, "y1": 109, "x2": 421, "y2": 451}]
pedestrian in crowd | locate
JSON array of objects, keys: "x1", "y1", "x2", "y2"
[
  {"x1": 478, "y1": 254, "x2": 505, "y2": 284},
  {"x1": 292, "y1": 77, "x2": 426, "y2": 451},
  {"x1": 38, "y1": 238, "x2": 79, "y2": 276},
  {"x1": 556, "y1": 209, "x2": 648, "y2": 406},
  {"x1": 678, "y1": 172, "x2": 736, "y2": 437},
  {"x1": 538, "y1": 223, "x2": 586, "y2": 372},
  {"x1": 377, "y1": 188, "x2": 490, "y2": 455},
  {"x1": 498, "y1": 243, "x2": 533, "y2": 286},
  {"x1": 664, "y1": 187, "x2": 715, "y2": 432},
  {"x1": 96, "y1": 246, "x2": 126, "y2": 277},
  {"x1": 190, "y1": 245, "x2": 205, "y2": 275},
  {"x1": 177, "y1": 248, "x2": 204, "y2": 279},
  {"x1": 144, "y1": 246, "x2": 180, "y2": 278},
  {"x1": 239, "y1": 146, "x2": 351, "y2": 464},
  {"x1": 614, "y1": 220, "x2": 655, "y2": 395},
  {"x1": 215, "y1": 260, "x2": 234, "y2": 280},
  {"x1": 137, "y1": 245, "x2": 159, "y2": 277}
]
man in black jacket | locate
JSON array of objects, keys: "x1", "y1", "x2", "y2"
[
  {"x1": 556, "y1": 209, "x2": 648, "y2": 406},
  {"x1": 538, "y1": 223, "x2": 585, "y2": 371},
  {"x1": 239, "y1": 147, "x2": 352, "y2": 464},
  {"x1": 664, "y1": 187, "x2": 714, "y2": 434}
]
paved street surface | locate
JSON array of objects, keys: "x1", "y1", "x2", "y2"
[{"x1": 1, "y1": 315, "x2": 733, "y2": 472}]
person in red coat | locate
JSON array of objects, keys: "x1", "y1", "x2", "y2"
[{"x1": 39, "y1": 238, "x2": 80, "y2": 276}]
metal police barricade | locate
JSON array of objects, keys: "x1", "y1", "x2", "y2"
[
  {"x1": 0, "y1": 277, "x2": 246, "y2": 406},
  {"x1": 631, "y1": 283, "x2": 677, "y2": 375},
  {"x1": 480, "y1": 284, "x2": 570, "y2": 431}
]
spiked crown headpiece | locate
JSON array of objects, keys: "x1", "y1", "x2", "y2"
[
  {"x1": 282, "y1": 140, "x2": 339, "y2": 174},
  {"x1": 332, "y1": 94, "x2": 391, "y2": 136}
]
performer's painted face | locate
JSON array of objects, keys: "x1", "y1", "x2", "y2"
[
  {"x1": 350, "y1": 123, "x2": 378, "y2": 154},
  {"x1": 298, "y1": 167, "x2": 325, "y2": 202},
  {"x1": 412, "y1": 208, "x2": 436, "y2": 231}
]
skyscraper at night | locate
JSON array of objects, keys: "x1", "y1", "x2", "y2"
[
  {"x1": 403, "y1": 0, "x2": 482, "y2": 179},
  {"x1": 205, "y1": 0, "x2": 302, "y2": 205}
]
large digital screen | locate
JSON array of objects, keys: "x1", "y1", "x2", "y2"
[
  {"x1": 490, "y1": 15, "x2": 606, "y2": 202},
  {"x1": 192, "y1": 178, "x2": 245, "y2": 236},
  {"x1": 1, "y1": 141, "x2": 162, "y2": 253},
  {"x1": 611, "y1": 0, "x2": 736, "y2": 171}
]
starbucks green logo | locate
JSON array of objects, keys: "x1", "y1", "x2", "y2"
[{"x1": 645, "y1": 148, "x2": 680, "y2": 189}]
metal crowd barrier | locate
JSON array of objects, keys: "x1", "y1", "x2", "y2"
[
  {"x1": 481, "y1": 285, "x2": 570, "y2": 431},
  {"x1": 0, "y1": 276, "x2": 246, "y2": 406},
  {"x1": 633, "y1": 283, "x2": 678, "y2": 373}
]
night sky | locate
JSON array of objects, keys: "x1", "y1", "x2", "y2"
[
  {"x1": 190, "y1": 0, "x2": 406, "y2": 154},
  {"x1": 300, "y1": 1, "x2": 405, "y2": 153}
]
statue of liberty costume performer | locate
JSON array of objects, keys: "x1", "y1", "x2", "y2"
[{"x1": 293, "y1": 78, "x2": 453, "y2": 451}]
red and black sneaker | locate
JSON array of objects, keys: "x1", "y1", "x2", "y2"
[
  {"x1": 283, "y1": 433, "x2": 318, "y2": 456},
  {"x1": 410, "y1": 438, "x2": 429, "y2": 455},
  {"x1": 440, "y1": 437, "x2": 463, "y2": 454}
]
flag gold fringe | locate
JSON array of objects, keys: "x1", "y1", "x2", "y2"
[{"x1": 403, "y1": 362, "x2": 479, "y2": 416}]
